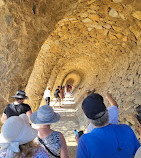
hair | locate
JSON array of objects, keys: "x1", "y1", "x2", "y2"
[
  {"x1": 15, "y1": 141, "x2": 39, "y2": 158},
  {"x1": 89, "y1": 110, "x2": 109, "y2": 127}
]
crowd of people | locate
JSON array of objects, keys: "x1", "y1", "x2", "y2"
[
  {"x1": 44, "y1": 84, "x2": 72, "y2": 108},
  {"x1": 0, "y1": 89, "x2": 140, "y2": 158}
]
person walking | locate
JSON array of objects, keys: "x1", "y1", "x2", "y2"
[
  {"x1": 59, "y1": 86, "x2": 65, "y2": 106},
  {"x1": 1, "y1": 90, "x2": 32, "y2": 123},
  {"x1": 77, "y1": 93, "x2": 140, "y2": 158},
  {"x1": 44, "y1": 88, "x2": 51, "y2": 105},
  {"x1": 30, "y1": 105, "x2": 69, "y2": 158},
  {"x1": 54, "y1": 86, "x2": 61, "y2": 108}
]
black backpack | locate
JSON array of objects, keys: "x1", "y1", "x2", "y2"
[{"x1": 54, "y1": 89, "x2": 59, "y2": 97}]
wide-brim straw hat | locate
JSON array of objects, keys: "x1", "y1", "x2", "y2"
[
  {"x1": 11, "y1": 90, "x2": 28, "y2": 99},
  {"x1": 0, "y1": 114, "x2": 37, "y2": 145},
  {"x1": 30, "y1": 105, "x2": 60, "y2": 125}
]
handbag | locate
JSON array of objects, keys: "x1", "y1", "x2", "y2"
[{"x1": 38, "y1": 137, "x2": 60, "y2": 158}]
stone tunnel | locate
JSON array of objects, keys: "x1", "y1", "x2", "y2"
[{"x1": 0, "y1": 0, "x2": 141, "y2": 157}]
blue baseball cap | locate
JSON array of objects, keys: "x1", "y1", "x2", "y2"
[{"x1": 82, "y1": 93, "x2": 106, "y2": 120}]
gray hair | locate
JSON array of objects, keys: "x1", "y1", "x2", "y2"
[{"x1": 89, "y1": 110, "x2": 109, "y2": 127}]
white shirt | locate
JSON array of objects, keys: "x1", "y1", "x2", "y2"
[
  {"x1": 135, "y1": 147, "x2": 141, "y2": 158},
  {"x1": 87, "y1": 105, "x2": 118, "y2": 133},
  {"x1": 44, "y1": 89, "x2": 51, "y2": 99}
]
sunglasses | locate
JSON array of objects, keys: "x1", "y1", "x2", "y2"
[{"x1": 15, "y1": 98, "x2": 24, "y2": 101}]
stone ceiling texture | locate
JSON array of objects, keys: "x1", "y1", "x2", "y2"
[{"x1": 0, "y1": 0, "x2": 141, "y2": 135}]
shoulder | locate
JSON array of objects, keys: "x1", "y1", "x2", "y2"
[
  {"x1": 6, "y1": 103, "x2": 13, "y2": 107},
  {"x1": 111, "y1": 124, "x2": 134, "y2": 132},
  {"x1": 4, "y1": 103, "x2": 13, "y2": 111},
  {"x1": 108, "y1": 105, "x2": 118, "y2": 111},
  {"x1": 21, "y1": 103, "x2": 31, "y2": 108}
]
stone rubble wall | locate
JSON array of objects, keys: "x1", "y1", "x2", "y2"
[{"x1": 76, "y1": 45, "x2": 141, "y2": 141}]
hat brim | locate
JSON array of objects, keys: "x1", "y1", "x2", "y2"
[
  {"x1": 11, "y1": 95, "x2": 28, "y2": 99},
  {"x1": 30, "y1": 111, "x2": 60, "y2": 125},
  {"x1": 0, "y1": 115, "x2": 37, "y2": 145}
]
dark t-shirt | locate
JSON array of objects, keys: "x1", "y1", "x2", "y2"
[
  {"x1": 54, "y1": 89, "x2": 60, "y2": 98},
  {"x1": 4, "y1": 103, "x2": 31, "y2": 118}
]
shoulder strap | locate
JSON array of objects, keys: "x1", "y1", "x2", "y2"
[
  {"x1": 38, "y1": 137, "x2": 60, "y2": 158},
  {"x1": 13, "y1": 103, "x2": 20, "y2": 115}
]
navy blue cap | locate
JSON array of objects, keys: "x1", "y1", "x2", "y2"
[{"x1": 82, "y1": 93, "x2": 106, "y2": 120}]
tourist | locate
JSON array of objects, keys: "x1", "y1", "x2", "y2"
[
  {"x1": 87, "y1": 92, "x2": 118, "y2": 133},
  {"x1": 59, "y1": 86, "x2": 65, "y2": 106},
  {"x1": 0, "y1": 114, "x2": 49, "y2": 158},
  {"x1": 75, "y1": 92, "x2": 119, "y2": 144},
  {"x1": 77, "y1": 93, "x2": 140, "y2": 158},
  {"x1": 44, "y1": 87, "x2": 51, "y2": 105},
  {"x1": 54, "y1": 86, "x2": 61, "y2": 108},
  {"x1": 30, "y1": 105, "x2": 69, "y2": 158},
  {"x1": 1, "y1": 90, "x2": 32, "y2": 123},
  {"x1": 135, "y1": 105, "x2": 141, "y2": 158}
]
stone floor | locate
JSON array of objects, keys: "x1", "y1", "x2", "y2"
[{"x1": 51, "y1": 95, "x2": 79, "y2": 158}]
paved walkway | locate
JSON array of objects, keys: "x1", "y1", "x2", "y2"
[{"x1": 51, "y1": 95, "x2": 79, "y2": 158}]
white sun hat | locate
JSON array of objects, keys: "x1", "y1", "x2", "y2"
[{"x1": 0, "y1": 114, "x2": 37, "y2": 158}]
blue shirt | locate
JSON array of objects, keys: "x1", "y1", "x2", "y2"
[{"x1": 77, "y1": 124, "x2": 140, "y2": 158}]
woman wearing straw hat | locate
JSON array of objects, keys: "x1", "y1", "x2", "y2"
[
  {"x1": 0, "y1": 114, "x2": 49, "y2": 158},
  {"x1": 30, "y1": 105, "x2": 69, "y2": 158},
  {"x1": 1, "y1": 90, "x2": 32, "y2": 123}
]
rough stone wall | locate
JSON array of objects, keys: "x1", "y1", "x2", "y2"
[
  {"x1": 0, "y1": 0, "x2": 78, "y2": 102},
  {"x1": 24, "y1": 0, "x2": 141, "y2": 109},
  {"x1": 0, "y1": 0, "x2": 141, "y2": 140},
  {"x1": 76, "y1": 44, "x2": 141, "y2": 141}
]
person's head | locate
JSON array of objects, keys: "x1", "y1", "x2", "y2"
[
  {"x1": 30, "y1": 105, "x2": 60, "y2": 126},
  {"x1": 135, "y1": 105, "x2": 141, "y2": 135},
  {"x1": 48, "y1": 87, "x2": 50, "y2": 90},
  {"x1": 12, "y1": 90, "x2": 28, "y2": 103},
  {"x1": 82, "y1": 93, "x2": 109, "y2": 127},
  {"x1": 57, "y1": 86, "x2": 60, "y2": 89},
  {"x1": 0, "y1": 114, "x2": 37, "y2": 158}
]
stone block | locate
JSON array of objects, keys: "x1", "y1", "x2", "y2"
[
  {"x1": 89, "y1": 14, "x2": 100, "y2": 21},
  {"x1": 134, "y1": 92, "x2": 141, "y2": 105},
  {"x1": 109, "y1": 8, "x2": 118, "y2": 17},
  {"x1": 80, "y1": 12, "x2": 88, "y2": 18},
  {"x1": 82, "y1": 18, "x2": 92, "y2": 23},
  {"x1": 108, "y1": 31, "x2": 117, "y2": 40},
  {"x1": 116, "y1": 33, "x2": 123, "y2": 38},
  {"x1": 113, "y1": 0, "x2": 123, "y2": 3},
  {"x1": 122, "y1": 36, "x2": 127, "y2": 41},
  {"x1": 132, "y1": 11, "x2": 141, "y2": 20},
  {"x1": 129, "y1": 25, "x2": 141, "y2": 39}
]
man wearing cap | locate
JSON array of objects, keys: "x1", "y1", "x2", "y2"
[
  {"x1": 87, "y1": 92, "x2": 118, "y2": 133},
  {"x1": 1, "y1": 90, "x2": 32, "y2": 123},
  {"x1": 77, "y1": 93, "x2": 140, "y2": 158}
]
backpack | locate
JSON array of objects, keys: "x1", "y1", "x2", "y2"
[{"x1": 54, "y1": 89, "x2": 59, "y2": 98}]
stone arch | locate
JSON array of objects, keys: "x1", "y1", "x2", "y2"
[{"x1": 0, "y1": 0, "x2": 141, "y2": 137}]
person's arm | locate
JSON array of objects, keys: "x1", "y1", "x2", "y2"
[
  {"x1": 106, "y1": 92, "x2": 118, "y2": 108},
  {"x1": 60, "y1": 132, "x2": 69, "y2": 158},
  {"x1": 26, "y1": 110, "x2": 32, "y2": 124},
  {"x1": 1, "y1": 113, "x2": 7, "y2": 123}
]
